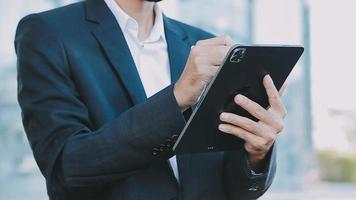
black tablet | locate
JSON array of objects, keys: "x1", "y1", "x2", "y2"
[{"x1": 173, "y1": 45, "x2": 304, "y2": 155}]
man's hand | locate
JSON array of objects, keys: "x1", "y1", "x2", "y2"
[
  {"x1": 218, "y1": 75, "x2": 287, "y2": 170},
  {"x1": 174, "y1": 36, "x2": 234, "y2": 111}
]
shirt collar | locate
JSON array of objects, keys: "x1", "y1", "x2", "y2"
[{"x1": 104, "y1": 0, "x2": 166, "y2": 43}]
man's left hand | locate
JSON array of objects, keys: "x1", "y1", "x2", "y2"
[{"x1": 218, "y1": 74, "x2": 287, "y2": 171}]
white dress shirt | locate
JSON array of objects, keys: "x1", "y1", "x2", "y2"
[{"x1": 104, "y1": 0, "x2": 180, "y2": 181}]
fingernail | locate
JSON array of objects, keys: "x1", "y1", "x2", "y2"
[
  {"x1": 266, "y1": 74, "x2": 273, "y2": 83},
  {"x1": 235, "y1": 94, "x2": 244, "y2": 104},
  {"x1": 219, "y1": 124, "x2": 228, "y2": 132},
  {"x1": 220, "y1": 113, "x2": 228, "y2": 121}
]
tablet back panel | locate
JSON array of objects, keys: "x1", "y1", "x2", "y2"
[{"x1": 173, "y1": 45, "x2": 304, "y2": 154}]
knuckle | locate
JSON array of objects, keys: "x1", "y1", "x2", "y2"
[
  {"x1": 196, "y1": 67, "x2": 207, "y2": 78},
  {"x1": 282, "y1": 108, "x2": 288, "y2": 118},
  {"x1": 255, "y1": 125, "x2": 263, "y2": 134},
  {"x1": 224, "y1": 126, "x2": 232, "y2": 133},
  {"x1": 222, "y1": 35, "x2": 229, "y2": 40},
  {"x1": 245, "y1": 121, "x2": 255, "y2": 131},
  {"x1": 244, "y1": 143, "x2": 253, "y2": 151},
  {"x1": 190, "y1": 46, "x2": 200, "y2": 57},
  {"x1": 196, "y1": 40, "x2": 204, "y2": 46},
  {"x1": 225, "y1": 35, "x2": 232, "y2": 40},
  {"x1": 228, "y1": 115, "x2": 238, "y2": 124},
  {"x1": 261, "y1": 141, "x2": 270, "y2": 150},
  {"x1": 261, "y1": 144, "x2": 269, "y2": 152},
  {"x1": 269, "y1": 93, "x2": 279, "y2": 101},
  {"x1": 266, "y1": 134, "x2": 276, "y2": 143},
  {"x1": 239, "y1": 130, "x2": 248, "y2": 140},
  {"x1": 253, "y1": 106, "x2": 265, "y2": 118},
  {"x1": 206, "y1": 68, "x2": 217, "y2": 79},
  {"x1": 224, "y1": 128, "x2": 231, "y2": 134},
  {"x1": 245, "y1": 143, "x2": 258, "y2": 153},
  {"x1": 255, "y1": 141, "x2": 265, "y2": 151},
  {"x1": 274, "y1": 120, "x2": 285, "y2": 132},
  {"x1": 193, "y1": 56, "x2": 204, "y2": 65},
  {"x1": 225, "y1": 35, "x2": 234, "y2": 44},
  {"x1": 238, "y1": 130, "x2": 247, "y2": 139},
  {"x1": 244, "y1": 143, "x2": 250, "y2": 151}
]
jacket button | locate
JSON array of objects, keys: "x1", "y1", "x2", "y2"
[
  {"x1": 171, "y1": 134, "x2": 179, "y2": 140},
  {"x1": 159, "y1": 144, "x2": 166, "y2": 152},
  {"x1": 152, "y1": 148, "x2": 159, "y2": 156}
]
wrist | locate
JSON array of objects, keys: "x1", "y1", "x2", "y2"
[
  {"x1": 248, "y1": 152, "x2": 267, "y2": 172},
  {"x1": 173, "y1": 83, "x2": 192, "y2": 112}
]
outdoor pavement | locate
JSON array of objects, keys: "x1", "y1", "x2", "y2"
[
  {"x1": 261, "y1": 182, "x2": 356, "y2": 200},
  {"x1": 1, "y1": 175, "x2": 355, "y2": 200}
]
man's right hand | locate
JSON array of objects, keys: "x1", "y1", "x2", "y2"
[{"x1": 174, "y1": 36, "x2": 234, "y2": 111}]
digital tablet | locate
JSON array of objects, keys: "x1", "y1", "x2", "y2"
[{"x1": 173, "y1": 45, "x2": 304, "y2": 155}]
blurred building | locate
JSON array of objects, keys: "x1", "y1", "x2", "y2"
[
  {"x1": 0, "y1": 0, "x2": 313, "y2": 199},
  {"x1": 0, "y1": 1, "x2": 67, "y2": 200}
]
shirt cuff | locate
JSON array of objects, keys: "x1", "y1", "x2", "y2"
[{"x1": 243, "y1": 147, "x2": 273, "y2": 178}]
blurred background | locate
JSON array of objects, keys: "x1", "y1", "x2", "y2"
[{"x1": 1, "y1": 0, "x2": 355, "y2": 199}]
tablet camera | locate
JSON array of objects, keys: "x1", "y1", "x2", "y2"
[{"x1": 230, "y1": 48, "x2": 246, "y2": 63}]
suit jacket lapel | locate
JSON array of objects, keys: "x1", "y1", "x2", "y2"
[
  {"x1": 85, "y1": 0, "x2": 147, "y2": 105},
  {"x1": 163, "y1": 16, "x2": 191, "y2": 84},
  {"x1": 85, "y1": 1, "x2": 191, "y2": 105},
  {"x1": 86, "y1": 2, "x2": 195, "y2": 183}
]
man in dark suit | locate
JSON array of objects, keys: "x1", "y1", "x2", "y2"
[{"x1": 15, "y1": 0, "x2": 288, "y2": 199}]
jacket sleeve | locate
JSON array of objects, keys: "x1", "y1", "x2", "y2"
[
  {"x1": 15, "y1": 14, "x2": 186, "y2": 190},
  {"x1": 224, "y1": 144, "x2": 277, "y2": 200}
]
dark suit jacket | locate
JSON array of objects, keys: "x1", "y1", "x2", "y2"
[{"x1": 15, "y1": 0, "x2": 276, "y2": 199}]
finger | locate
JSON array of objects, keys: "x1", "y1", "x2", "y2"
[
  {"x1": 245, "y1": 143, "x2": 266, "y2": 155},
  {"x1": 220, "y1": 112, "x2": 278, "y2": 138},
  {"x1": 219, "y1": 124, "x2": 270, "y2": 152},
  {"x1": 191, "y1": 45, "x2": 230, "y2": 66},
  {"x1": 218, "y1": 124, "x2": 266, "y2": 147},
  {"x1": 233, "y1": 94, "x2": 275, "y2": 125},
  {"x1": 196, "y1": 35, "x2": 234, "y2": 47},
  {"x1": 263, "y1": 75, "x2": 287, "y2": 117},
  {"x1": 279, "y1": 82, "x2": 287, "y2": 96},
  {"x1": 220, "y1": 112, "x2": 262, "y2": 136},
  {"x1": 203, "y1": 65, "x2": 220, "y2": 79}
]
